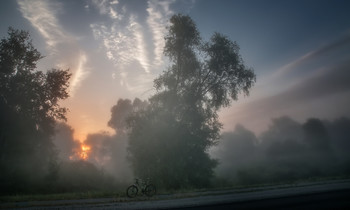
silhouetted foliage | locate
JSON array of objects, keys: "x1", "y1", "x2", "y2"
[
  {"x1": 108, "y1": 98, "x2": 148, "y2": 134},
  {"x1": 51, "y1": 122, "x2": 131, "y2": 193},
  {"x1": 53, "y1": 123, "x2": 80, "y2": 161},
  {"x1": 0, "y1": 28, "x2": 71, "y2": 193},
  {"x1": 127, "y1": 14, "x2": 255, "y2": 189}
]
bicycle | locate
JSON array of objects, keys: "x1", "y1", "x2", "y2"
[{"x1": 126, "y1": 178, "x2": 156, "y2": 198}]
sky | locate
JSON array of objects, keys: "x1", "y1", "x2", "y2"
[{"x1": 1, "y1": 0, "x2": 350, "y2": 141}]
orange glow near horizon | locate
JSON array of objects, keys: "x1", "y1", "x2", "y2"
[
  {"x1": 74, "y1": 131, "x2": 88, "y2": 143},
  {"x1": 61, "y1": 101, "x2": 116, "y2": 143},
  {"x1": 70, "y1": 144, "x2": 92, "y2": 160},
  {"x1": 80, "y1": 144, "x2": 91, "y2": 160}
]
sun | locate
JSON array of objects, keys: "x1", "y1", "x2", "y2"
[
  {"x1": 80, "y1": 144, "x2": 91, "y2": 160},
  {"x1": 69, "y1": 144, "x2": 91, "y2": 161}
]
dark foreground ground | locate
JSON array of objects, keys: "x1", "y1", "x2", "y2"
[
  {"x1": 1, "y1": 179, "x2": 350, "y2": 209},
  {"x1": 173, "y1": 189, "x2": 350, "y2": 210}
]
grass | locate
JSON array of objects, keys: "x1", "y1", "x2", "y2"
[
  {"x1": 1, "y1": 175, "x2": 350, "y2": 203},
  {"x1": 0, "y1": 191, "x2": 124, "y2": 203}
]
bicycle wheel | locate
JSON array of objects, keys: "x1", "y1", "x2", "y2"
[
  {"x1": 127, "y1": 185, "x2": 138, "y2": 198},
  {"x1": 145, "y1": 184, "x2": 156, "y2": 197}
]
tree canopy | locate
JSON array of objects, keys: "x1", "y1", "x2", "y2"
[
  {"x1": 0, "y1": 28, "x2": 71, "y2": 193},
  {"x1": 108, "y1": 98, "x2": 148, "y2": 135},
  {"x1": 127, "y1": 14, "x2": 256, "y2": 189}
]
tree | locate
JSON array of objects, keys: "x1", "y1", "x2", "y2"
[
  {"x1": 127, "y1": 14, "x2": 256, "y2": 189},
  {"x1": 0, "y1": 28, "x2": 71, "y2": 193},
  {"x1": 108, "y1": 98, "x2": 148, "y2": 135}
]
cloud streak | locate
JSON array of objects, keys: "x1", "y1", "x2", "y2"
[
  {"x1": 147, "y1": 0, "x2": 174, "y2": 66},
  {"x1": 17, "y1": 0, "x2": 70, "y2": 51},
  {"x1": 221, "y1": 34, "x2": 350, "y2": 134},
  {"x1": 222, "y1": 60, "x2": 350, "y2": 134},
  {"x1": 92, "y1": 0, "x2": 122, "y2": 20},
  {"x1": 129, "y1": 15, "x2": 151, "y2": 73},
  {"x1": 69, "y1": 52, "x2": 89, "y2": 96},
  {"x1": 17, "y1": 0, "x2": 89, "y2": 97},
  {"x1": 90, "y1": 0, "x2": 177, "y2": 95},
  {"x1": 266, "y1": 32, "x2": 350, "y2": 84},
  {"x1": 250, "y1": 60, "x2": 350, "y2": 114}
]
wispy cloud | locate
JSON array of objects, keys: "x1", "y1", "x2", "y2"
[
  {"x1": 129, "y1": 15, "x2": 150, "y2": 73},
  {"x1": 221, "y1": 57, "x2": 350, "y2": 135},
  {"x1": 17, "y1": 0, "x2": 89, "y2": 97},
  {"x1": 90, "y1": 0, "x2": 179, "y2": 95},
  {"x1": 268, "y1": 32, "x2": 350, "y2": 82},
  {"x1": 69, "y1": 52, "x2": 89, "y2": 95},
  {"x1": 90, "y1": 16, "x2": 150, "y2": 71},
  {"x1": 254, "y1": 32, "x2": 350, "y2": 98},
  {"x1": 17, "y1": 0, "x2": 70, "y2": 51},
  {"x1": 220, "y1": 32, "x2": 350, "y2": 134},
  {"x1": 91, "y1": 0, "x2": 122, "y2": 20},
  {"x1": 90, "y1": 21, "x2": 135, "y2": 67},
  {"x1": 147, "y1": 0, "x2": 174, "y2": 66}
]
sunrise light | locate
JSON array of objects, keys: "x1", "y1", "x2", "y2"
[{"x1": 80, "y1": 144, "x2": 91, "y2": 160}]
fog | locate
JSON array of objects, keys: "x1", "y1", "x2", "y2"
[
  {"x1": 50, "y1": 127, "x2": 131, "y2": 192},
  {"x1": 52, "y1": 113, "x2": 350, "y2": 190},
  {"x1": 2, "y1": 8, "x2": 350, "y2": 195},
  {"x1": 50, "y1": 98, "x2": 148, "y2": 191},
  {"x1": 211, "y1": 116, "x2": 350, "y2": 185},
  {"x1": 84, "y1": 132, "x2": 132, "y2": 183},
  {"x1": 53, "y1": 123, "x2": 80, "y2": 161}
]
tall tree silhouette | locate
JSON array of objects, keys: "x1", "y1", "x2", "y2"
[
  {"x1": 0, "y1": 28, "x2": 71, "y2": 193},
  {"x1": 127, "y1": 15, "x2": 256, "y2": 189}
]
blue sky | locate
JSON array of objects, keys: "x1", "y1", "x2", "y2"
[{"x1": 1, "y1": 0, "x2": 350, "y2": 140}]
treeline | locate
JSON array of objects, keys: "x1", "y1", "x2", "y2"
[
  {"x1": 47, "y1": 14, "x2": 256, "y2": 192},
  {"x1": 211, "y1": 116, "x2": 350, "y2": 186},
  {"x1": 0, "y1": 28, "x2": 70, "y2": 194},
  {"x1": 2, "y1": 14, "x2": 349, "y2": 195},
  {"x1": 0, "y1": 14, "x2": 256, "y2": 193},
  {"x1": 0, "y1": 28, "x2": 129, "y2": 194}
]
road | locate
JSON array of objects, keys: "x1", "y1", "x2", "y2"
[
  {"x1": 2, "y1": 179, "x2": 350, "y2": 209},
  {"x1": 171, "y1": 190, "x2": 350, "y2": 209}
]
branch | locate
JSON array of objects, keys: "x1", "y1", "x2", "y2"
[{"x1": 201, "y1": 70, "x2": 232, "y2": 97}]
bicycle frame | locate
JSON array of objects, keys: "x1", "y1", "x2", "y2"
[
  {"x1": 127, "y1": 178, "x2": 156, "y2": 198},
  {"x1": 134, "y1": 178, "x2": 147, "y2": 193}
]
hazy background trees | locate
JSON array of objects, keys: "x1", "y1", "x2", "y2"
[
  {"x1": 51, "y1": 123, "x2": 120, "y2": 193},
  {"x1": 67, "y1": 98, "x2": 149, "y2": 187},
  {"x1": 211, "y1": 116, "x2": 350, "y2": 186},
  {"x1": 127, "y1": 14, "x2": 256, "y2": 189},
  {"x1": 1, "y1": 15, "x2": 349, "y2": 195},
  {"x1": 53, "y1": 123, "x2": 80, "y2": 161}
]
